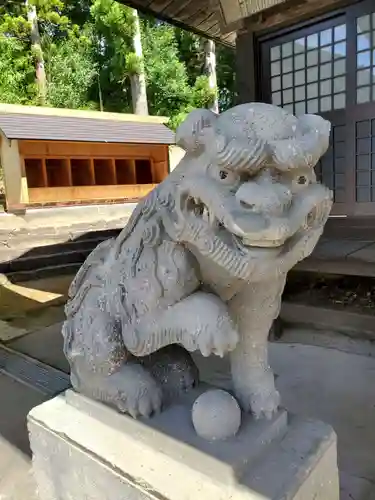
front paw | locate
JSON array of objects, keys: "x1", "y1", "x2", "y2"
[
  {"x1": 246, "y1": 388, "x2": 280, "y2": 420},
  {"x1": 110, "y1": 364, "x2": 163, "y2": 418},
  {"x1": 235, "y1": 370, "x2": 280, "y2": 420},
  {"x1": 196, "y1": 325, "x2": 239, "y2": 358}
]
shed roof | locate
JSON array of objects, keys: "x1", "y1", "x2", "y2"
[{"x1": 0, "y1": 112, "x2": 175, "y2": 145}]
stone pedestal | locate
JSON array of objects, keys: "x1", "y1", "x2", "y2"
[{"x1": 28, "y1": 389, "x2": 339, "y2": 500}]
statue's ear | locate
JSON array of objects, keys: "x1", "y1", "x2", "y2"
[{"x1": 176, "y1": 108, "x2": 218, "y2": 152}]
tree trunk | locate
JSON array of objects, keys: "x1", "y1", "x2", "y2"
[
  {"x1": 26, "y1": 0, "x2": 47, "y2": 105},
  {"x1": 204, "y1": 39, "x2": 219, "y2": 114},
  {"x1": 130, "y1": 9, "x2": 148, "y2": 115}
]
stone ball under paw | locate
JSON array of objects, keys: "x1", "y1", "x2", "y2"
[{"x1": 192, "y1": 389, "x2": 241, "y2": 441}]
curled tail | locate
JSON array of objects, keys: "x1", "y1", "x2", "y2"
[{"x1": 62, "y1": 237, "x2": 128, "y2": 377}]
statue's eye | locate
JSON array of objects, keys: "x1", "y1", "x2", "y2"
[
  {"x1": 297, "y1": 175, "x2": 308, "y2": 185},
  {"x1": 211, "y1": 165, "x2": 239, "y2": 186}
]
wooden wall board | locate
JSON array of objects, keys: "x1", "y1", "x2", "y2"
[
  {"x1": 28, "y1": 184, "x2": 155, "y2": 203},
  {"x1": 19, "y1": 140, "x2": 169, "y2": 160}
]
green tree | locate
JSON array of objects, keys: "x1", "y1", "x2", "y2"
[
  {"x1": 0, "y1": 35, "x2": 36, "y2": 104},
  {"x1": 216, "y1": 44, "x2": 236, "y2": 110},
  {"x1": 44, "y1": 31, "x2": 97, "y2": 109},
  {"x1": 141, "y1": 18, "x2": 215, "y2": 128},
  {"x1": 204, "y1": 39, "x2": 219, "y2": 113},
  {"x1": 174, "y1": 28, "x2": 203, "y2": 85},
  {"x1": 26, "y1": 0, "x2": 47, "y2": 103},
  {"x1": 0, "y1": 0, "x2": 77, "y2": 105},
  {"x1": 89, "y1": 0, "x2": 136, "y2": 112},
  {"x1": 0, "y1": 2, "x2": 36, "y2": 104},
  {"x1": 128, "y1": 9, "x2": 148, "y2": 114},
  {"x1": 141, "y1": 19, "x2": 192, "y2": 117},
  {"x1": 174, "y1": 27, "x2": 236, "y2": 112},
  {"x1": 0, "y1": 0, "x2": 236, "y2": 120}
]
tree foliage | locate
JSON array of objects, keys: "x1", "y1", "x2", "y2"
[
  {"x1": 44, "y1": 32, "x2": 97, "y2": 109},
  {"x1": 0, "y1": 0, "x2": 236, "y2": 121},
  {"x1": 0, "y1": 35, "x2": 36, "y2": 104},
  {"x1": 142, "y1": 20, "x2": 193, "y2": 117}
]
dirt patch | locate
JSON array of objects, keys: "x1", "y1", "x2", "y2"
[{"x1": 284, "y1": 273, "x2": 375, "y2": 315}]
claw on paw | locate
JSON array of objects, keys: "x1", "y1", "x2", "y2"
[
  {"x1": 233, "y1": 369, "x2": 280, "y2": 420},
  {"x1": 251, "y1": 389, "x2": 280, "y2": 420},
  {"x1": 109, "y1": 364, "x2": 163, "y2": 418},
  {"x1": 196, "y1": 326, "x2": 239, "y2": 358}
]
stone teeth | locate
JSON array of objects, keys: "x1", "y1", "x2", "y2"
[
  {"x1": 208, "y1": 209, "x2": 216, "y2": 227},
  {"x1": 202, "y1": 206, "x2": 209, "y2": 222}
]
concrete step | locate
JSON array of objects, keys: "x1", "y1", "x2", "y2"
[
  {"x1": 0, "y1": 344, "x2": 70, "y2": 397},
  {"x1": 0, "y1": 210, "x2": 127, "y2": 282},
  {"x1": 6, "y1": 262, "x2": 82, "y2": 283},
  {"x1": 0, "y1": 248, "x2": 93, "y2": 275},
  {"x1": 0, "y1": 225, "x2": 123, "y2": 250},
  {"x1": 0, "y1": 228, "x2": 123, "y2": 282},
  {"x1": 0, "y1": 229, "x2": 121, "y2": 263},
  {"x1": 0, "y1": 203, "x2": 135, "y2": 233}
]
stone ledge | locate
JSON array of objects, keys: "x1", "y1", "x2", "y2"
[
  {"x1": 0, "y1": 202, "x2": 136, "y2": 232},
  {"x1": 28, "y1": 389, "x2": 339, "y2": 500},
  {"x1": 280, "y1": 301, "x2": 375, "y2": 340},
  {"x1": 64, "y1": 388, "x2": 288, "y2": 484}
]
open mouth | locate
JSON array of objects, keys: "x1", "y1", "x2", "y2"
[
  {"x1": 183, "y1": 195, "x2": 283, "y2": 250},
  {"x1": 185, "y1": 196, "x2": 219, "y2": 228},
  {"x1": 182, "y1": 193, "x2": 331, "y2": 251}
]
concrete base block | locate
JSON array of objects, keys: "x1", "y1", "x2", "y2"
[{"x1": 28, "y1": 389, "x2": 339, "y2": 500}]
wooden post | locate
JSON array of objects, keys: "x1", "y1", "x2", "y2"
[
  {"x1": 65, "y1": 158, "x2": 73, "y2": 186},
  {"x1": 236, "y1": 27, "x2": 258, "y2": 104},
  {"x1": 0, "y1": 133, "x2": 29, "y2": 212},
  {"x1": 89, "y1": 158, "x2": 95, "y2": 185},
  {"x1": 41, "y1": 158, "x2": 48, "y2": 187},
  {"x1": 109, "y1": 159, "x2": 117, "y2": 185}
]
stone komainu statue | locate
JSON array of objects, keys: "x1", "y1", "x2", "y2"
[{"x1": 62, "y1": 103, "x2": 332, "y2": 419}]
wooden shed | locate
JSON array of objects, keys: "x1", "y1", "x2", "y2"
[{"x1": 0, "y1": 105, "x2": 175, "y2": 213}]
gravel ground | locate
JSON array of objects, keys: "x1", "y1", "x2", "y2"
[{"x1": 284, "y1": 274, "x2": 375, "y2": 314}]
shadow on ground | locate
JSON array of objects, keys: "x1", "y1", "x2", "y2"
[
  {"x1": 0, "y1": 375, "x2": 46, "y2": 457},
  {"x1": 0, "y1": 228, "x2": 121, "y2": 283},
  {"x1": 8, "y1": 322, "x2": 69, "y2": 373},
  {"x1": 0, "y1": 374, "x2": 45, "y2": 499},
  {"x1": 0, "y1": 228, "x2": 122, "y2": 335}
]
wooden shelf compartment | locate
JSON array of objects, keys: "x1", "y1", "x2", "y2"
[
  {"x1": 70, "y1": 158, "x2": 95, "y2": 186},
  {"x1": 135, "y1": 159, "x2": 153, "y2": 184},
  {"x1": 45, "y1": 158, "x2": 71, "y2": 187},
  {"x1": 115, "y1": 159, "x2": 136, "y2": 185},
  {"x1": 24, "y1": 158, "x2": 47, "y2": 188},
  {"x1": 151, "y1": 160, "x2": 168, "y2": 183},
  {"x1": 93, "y1": 158, "x2": 116, "y2": 185}
]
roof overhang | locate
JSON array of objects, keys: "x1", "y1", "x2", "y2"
[
  {"x1": 118, "y1": 0, "x2": 236, "y2": 46},
  {"x1": 118, "y1": 0, "x2": 294, "y2": 46},
  {"x1": 219, "y1": 0, "x2": 288, "y2": 25}
]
